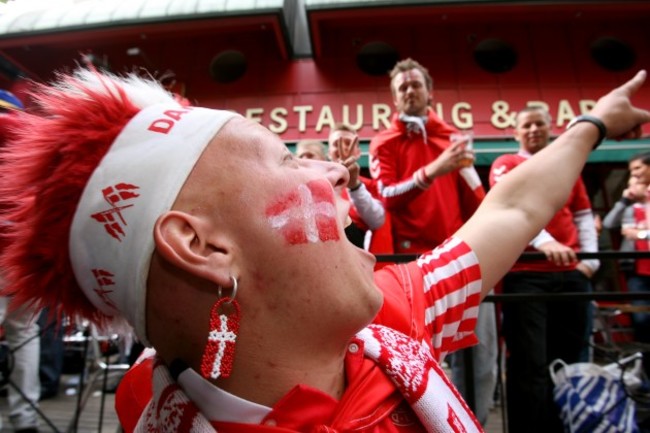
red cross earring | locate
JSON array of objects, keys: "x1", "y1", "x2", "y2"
[{"x1": 200, "y1": 276, "x2": 241, "y2": 380}]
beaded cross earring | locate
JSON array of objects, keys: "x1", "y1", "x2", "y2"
[{"x1": 200, "y1": 276, "x2": 241, "y2": 379}]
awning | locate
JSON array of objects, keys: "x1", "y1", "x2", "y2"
[{"x1": 0, "y1": 0, "x2": 284, "y2": 36}]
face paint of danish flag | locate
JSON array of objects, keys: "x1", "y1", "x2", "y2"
[{"x1": 265, "y1": 179, "x2": 339, "y2": 245}]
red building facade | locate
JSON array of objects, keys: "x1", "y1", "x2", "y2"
[
  {"x1": 0, "y1": 1, "x2": 648, "y2": 141},
  {"x1": 0, "y1": 1, "x2": 648, "y2": 198},
  {"x1": 0, "y1": 0, "x2": 648, "y2": 292}
]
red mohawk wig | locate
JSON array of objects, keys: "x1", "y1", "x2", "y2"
[{"x1": 0, "y1": 68, "x2": 177, "y2": 326}]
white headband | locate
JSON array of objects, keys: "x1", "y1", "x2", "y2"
[{"x1": 69, "y1": 103, "x2": 240, "y2": 345}]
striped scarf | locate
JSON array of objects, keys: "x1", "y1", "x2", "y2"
[
  {"x1": 134, "y1": 325, "x2": 483, "y2": 432},
  {"x1": 399, "y1": 113, "x2": 429, "y2": 142}
]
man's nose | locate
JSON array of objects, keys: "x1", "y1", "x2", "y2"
[{"x1": 323, "y1": 159, "x2": 349, "y2": 190}]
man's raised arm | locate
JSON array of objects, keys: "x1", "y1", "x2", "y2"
[{"x1": 455, "y1": 70, "x2": 650, "y2": 298}]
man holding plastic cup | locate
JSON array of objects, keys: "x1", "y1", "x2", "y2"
[
  {"x1": 369, "y1": 58, "x2": 496, "y2": 426},
  {"x1": 452, "y1": 131, "x2": 475, "y2": 167},
  {"x1": 369, "y1": 58, "x2": 484, "y2": 254}
]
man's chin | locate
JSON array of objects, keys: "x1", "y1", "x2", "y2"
[
  {"x1": 356, "y1": 288, "x2": 384, "y2": 331},
  {"x1": 404, "y1": 106, "x2": 427, "y2": 117}
]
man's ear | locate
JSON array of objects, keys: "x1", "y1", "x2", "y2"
[{"x1": 153, "y1": 210, "x2": 231, "y2": 286}]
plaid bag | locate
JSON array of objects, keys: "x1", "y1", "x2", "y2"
[{"x1": 550, "y1": 359, "x2": 639, "y2": 433}]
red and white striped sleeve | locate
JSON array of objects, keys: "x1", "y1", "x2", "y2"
[{"x1": 416, "y1": 237, "x2": 482, "y2": 360}]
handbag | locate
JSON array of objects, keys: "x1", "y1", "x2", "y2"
[{"x1": 550, "y1": 358, "x2": 640, "y2": 433}]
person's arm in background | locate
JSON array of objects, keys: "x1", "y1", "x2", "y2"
[
  {"x1": 619, "y1": 205, "x2": 638, "y2": 231},
  {"x1": 337, "y1": 135, "x2": 385, "y2": 230},
  {"x1": 617, "y1": 206, "x2": 638, "y2": 261},
  {"x1": 536, "y1": 180, "x2": 598, "y2": 273},
  {"x1": 603, "y1": 178, "x2": 645, "y2": 229},
  {"x1": 573, "y1": 208, "x2": 600, "y2": 278},
  {"x1": 620, "y1": 200, "x2": 649, "y2": 241},
  {"x1": 604, "y1": 181, "x2": 646, "y2": 251},
  {"x1": 347, "y1": 181, "x2": 385, "y2": 230},
  {"x1": 602, "y1": 199, "x2": 631, "y2": 229},
  {"x1": 529, "y1": 229, "x2": 555, "y2": 248},
  {"x1": 458, "y1": 165, "x2": 486, "y2": 221},
  {"x1": 456, "y1": 70, "x2": 650, "y2": 299},
  {"x1": 370, "y1": 135, "x2": 469, "y2": 210},
  {"x1": 369, "y1": 139, "x2": 428, "y2": 210},
  {"x1": 489, "y1": 155, "x2": 578, "y2": 266}
]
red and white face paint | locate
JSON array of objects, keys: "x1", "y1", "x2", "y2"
[{"x1": 265, "y1": 179, "x2": 340, "y2": 245}]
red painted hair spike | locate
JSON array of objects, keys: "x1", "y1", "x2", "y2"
[{"x1": 0, "y1": 68, "x2": 143, "y2": 327}]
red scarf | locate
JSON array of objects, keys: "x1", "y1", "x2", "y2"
[{"x1": 133, "y1": 325, "x2": 482, "y2": 433}]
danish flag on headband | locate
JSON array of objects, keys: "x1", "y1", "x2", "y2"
[
  {"x1": 265, "y1": 179, "x2": 339, "y2": 245},
  {"x1": 90, "y1": 183, "x2": 140, "y2": 241}
]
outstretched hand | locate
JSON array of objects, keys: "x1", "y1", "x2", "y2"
[{"x1": 591, "y1": 70, "x2": 650, "y2": 140}]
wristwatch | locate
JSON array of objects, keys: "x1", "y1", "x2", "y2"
[
  {"x1": 566, "y1": 115, "x2": 607, "y2": 149},
  {"x1": 638, "y1": 230, "x2": 648, "y2": 240}
]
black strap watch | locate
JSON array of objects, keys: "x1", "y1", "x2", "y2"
[{"x1": 566, "y1": 115, "x2": 607, "y2": 149}]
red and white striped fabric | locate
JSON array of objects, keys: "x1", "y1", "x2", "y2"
[
  {"x1": 134, "y1": 323, "x2": 483, "y2": 433},
  {"x1": 373, "y1": 236, "x2": 482, "y2": 361},
  {"x1": 417, "y1": 237, "x2": 482, "y2": 360}
]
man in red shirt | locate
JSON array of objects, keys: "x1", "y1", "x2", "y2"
[
  {"x1": 370, "y1": 58, "x2": 494, "y2": 424},
  {"x1": 489, "y1": 107, "x2": 601, "y2": 433},
  {"x1": 369, "y1": 58, "x2": 484, "y2": 255},
  {"x1": 0, "y1": 68, "x2": 647, "y2": 433}
]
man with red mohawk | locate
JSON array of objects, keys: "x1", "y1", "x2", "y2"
[{"x1": 0, "y1": 68, "x2": 648, "y2": 432}]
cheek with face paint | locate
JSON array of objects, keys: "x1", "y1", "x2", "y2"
[{"x1": 265, "y1": 179, "x2": 340, "y2": 245}]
